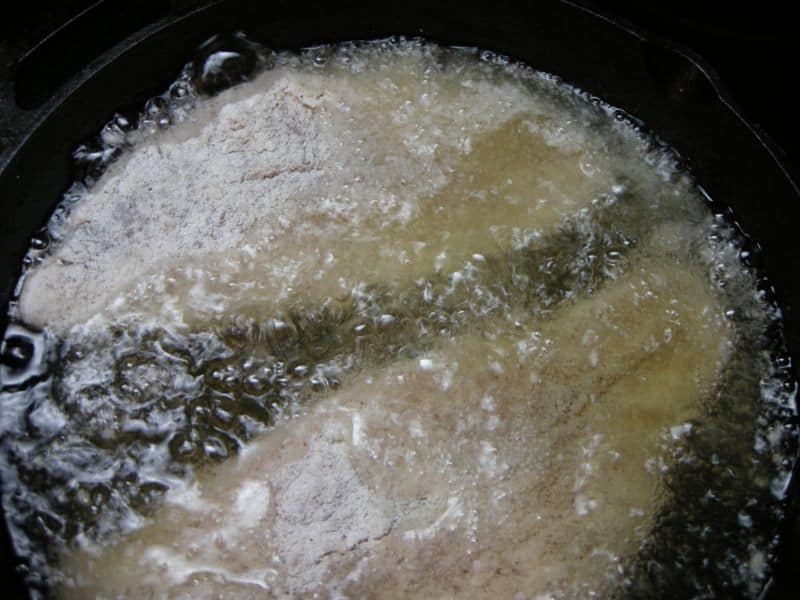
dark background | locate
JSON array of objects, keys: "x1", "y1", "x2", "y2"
[
  {"x1": 588, "y1": 2, "x2": 799, "y2": 165},
  {"x1": 1, "y1": 1, "x2": 799, "y2": 167},
  {"x1": 1, "y1": 1, "x2": 798, "y2": 598}
]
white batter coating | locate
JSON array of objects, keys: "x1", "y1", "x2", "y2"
[{"x1": 58, "y1": 256, "x2": 730, "y2": 598}]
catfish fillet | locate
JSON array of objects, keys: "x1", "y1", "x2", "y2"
[{"x1": 59, "y1": 258, "x2": 729, "y2": 598}]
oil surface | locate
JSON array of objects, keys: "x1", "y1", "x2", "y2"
[{"x1": 0, "y1": 38, "x2": 796, "y2": 598}]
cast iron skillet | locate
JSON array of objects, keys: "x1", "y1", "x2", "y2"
[{"x1": 1, "y1": 0, "x2": 798, "y2": 597}]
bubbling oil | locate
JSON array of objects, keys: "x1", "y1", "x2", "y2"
[{"x1": 0, "y1": 37, "x2": 796, "y2": 598}]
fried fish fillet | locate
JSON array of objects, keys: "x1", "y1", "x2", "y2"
[
  {"x1": 58, "y1": 255, "x2": 730, "y2": 598},
  {"x1": 20, "y1": 50, "x2": 619, "y2": 332}
]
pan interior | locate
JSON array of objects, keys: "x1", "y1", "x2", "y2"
[{"x1": 0, "y1": 37, "x2": 797, "y2": 598}]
